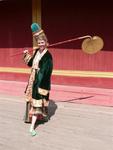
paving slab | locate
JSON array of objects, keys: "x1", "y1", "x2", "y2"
[{"x1": 0, "y1": 94, "x2": 113, "y2": 150}]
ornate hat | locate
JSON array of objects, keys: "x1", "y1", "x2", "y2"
[{"x1": 31, "y1": 23, "x2": 43, "y2": 36}]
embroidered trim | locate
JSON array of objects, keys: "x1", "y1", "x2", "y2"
[
  {"x1": 32, "y1": 48, "x2": 48, "y2": 69},
  {"x1": 38, "y1": 88, "x2": 49, "y2": 96},
  {"x1": 24, "y1": 53, "x2": 32, "y2": 64},
  {"x1": 33, "y1": 30, "x2": 44, "y2": 36},
  {"x1": 32, "y1": 98, "x2": 49, "y2": 107}
]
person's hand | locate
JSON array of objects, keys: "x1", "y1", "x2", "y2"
[
  {"x1": 23, "y1": 49, "x2": 29, "y2": 54},
  {"x1": 23, "y1": 49, "x2": 29, "y2": 59}
]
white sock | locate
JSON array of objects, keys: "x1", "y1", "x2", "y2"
[{"x1": 29, "y1": 115, "x2": 37, "y2": 132}]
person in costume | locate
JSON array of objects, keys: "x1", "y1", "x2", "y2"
[{"x1": 23, "y1": 23, "x2": 53, "y2": 136}]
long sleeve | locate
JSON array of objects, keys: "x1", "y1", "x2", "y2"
[{"x1": 23, "y1": 52, "x2": 33, "y2": 67}]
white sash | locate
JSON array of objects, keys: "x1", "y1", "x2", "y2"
[{"x1": 32, "y1": 48, "x2": 48, "y2": 69}]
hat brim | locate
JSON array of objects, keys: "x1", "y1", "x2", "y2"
[{"x1": 33, "y1": 30, "x2": 43, "y2": 36}]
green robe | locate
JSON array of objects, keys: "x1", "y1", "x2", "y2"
[
  {"x1": 24, "y1": 49, "x2": 53, "y2": 123},
  {"x1": 27, "y1": 49, "x2": 53, "y2": 100}
]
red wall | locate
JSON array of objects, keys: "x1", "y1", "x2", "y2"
[
  {"x1": 0, "y1": 1, "x2": 32, "y2": 82},
  {"x1": 50, "y1": 48, "x2": 113, "y2": 72},
  {"x1": 50, "y1": 48, "x2": 113, "y2": 88},
  {"x1": 1, "y1": 47, "x2": 113, "y2": 89},
  {"x1": 41, "y1": 1, "x2": 113, "y2": 88},
  {"x1": 0, "y1": 0, "x2": 113, "y2": 89},
  {"x1": 0, "y1": 0, "x2": 32, "y2": 48},
  {"x1": 42, "y1": 1, "x2": 113, "y2": 51}
]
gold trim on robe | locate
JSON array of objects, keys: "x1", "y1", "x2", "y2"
[
  {"x1": 32, "y1": 98, "x2": 49, "y2": 107},
  {"x1": 38, "y1": 87, "x2": 49, "y2": 96}
]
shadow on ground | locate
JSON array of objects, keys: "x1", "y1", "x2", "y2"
[
  {"x1": 35, "y1": 100, "x2": 57, "y2": 127},
  {"x1": 53, "y1": 96, "x2": 94, "y2": 103}
]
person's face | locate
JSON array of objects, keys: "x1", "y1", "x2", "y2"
[{"x1": 37, "y1": 39, "x2": 46, "y2": 51}]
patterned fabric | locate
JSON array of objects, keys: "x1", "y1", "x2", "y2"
[
  {"x1": 31, "y1": 23, "x2": 41, "y2": 33},
  {"x1": 32, "y1": 98, "x2": 49, "y2": 107},
  {"x1": 38, "y1": 87, "x2": 49, "y2": 96},
  {"x1": 24, "y1": 48, "x2": 51, "y2": 118},
  {"x1": 31, "y1": 23, "x2": 43, "y2": 36},
  {"x1": 25, "y1": 68, "x2": 35, "y2": 103},
  {"x1": 23, "y1": 52, "x2": 32, "y2": 65},
  {"x1": 25, "y1": 48, "x2": 48, "y2": 103},
  {"x1": 32, "y1": 48, "x2": 47, "y2": 69}
]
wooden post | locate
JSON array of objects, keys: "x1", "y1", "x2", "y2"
[{"x1": 32, "y1": 0, "x2": 41, "y2": 50}]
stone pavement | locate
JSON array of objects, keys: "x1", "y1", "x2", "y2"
[{"x1": 0, "y1": 93, "x2": 113, "y2": 150}]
